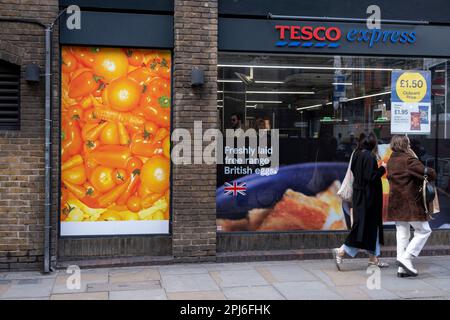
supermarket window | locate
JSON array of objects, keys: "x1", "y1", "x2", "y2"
[
  {"x1": 0, "y1": 60, "x2": 20, "y2": 130},
  {"x1": 216, "y1": 53, "x2": 450, "y2": 232}
]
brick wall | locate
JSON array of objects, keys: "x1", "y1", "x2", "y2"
[
  {"x1": 172, "y1": 0, "x2": 218, "y2": 261},
  {"x1": 0, "y1": 0, "x2": 219, "y2": 270},
  {"x1": 0, "y1": 0, "x2": 59, "y2": 270}
]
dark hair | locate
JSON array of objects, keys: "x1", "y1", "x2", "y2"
[
  {"x1": 356, "y1": 133, "x2": 366, "y2": 151},
  {"x1": 358, "y1": 132, "x2": 378, "y2": 151},
  {"x1": 231, "y1": 113, "x2": 242, "y2": 121}
]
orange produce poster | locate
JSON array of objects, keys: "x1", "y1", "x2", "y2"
[{"x1": 60, "y1": 46, "x2": 171, "y2": 236}]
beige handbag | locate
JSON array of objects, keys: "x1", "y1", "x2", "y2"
[{"x1": 337, "y1": 151, "x2": 355, "y2": 202}]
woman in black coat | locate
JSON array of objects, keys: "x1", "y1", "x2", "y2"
[{"x1": 332, "y1": 133, "x2": 389, "y2": 270}]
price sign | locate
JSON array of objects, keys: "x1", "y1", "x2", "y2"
[
  {"x1": 391, "y1": 70, "x2": 431, "y2": 135},
  {"x1": 395, "y1": 72, "x2": 428, "y2": 102}
]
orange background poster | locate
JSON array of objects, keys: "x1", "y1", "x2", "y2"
[{"x1": 60, "y1": 46, "x2": 171, "y2": 236}]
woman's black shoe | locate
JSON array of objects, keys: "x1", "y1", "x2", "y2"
[{"x1": 397, "y1": 272, "x2": 417, "y2": 278}]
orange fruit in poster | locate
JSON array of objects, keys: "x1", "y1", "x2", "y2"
[
  {"x1": 163, "y1": 136, "x2": 170, "y2": 159},
  {"x1": 84, "y1": 182, "x2": 99, "y2": 198},
  {"x1": 62, "y1": 51, "x2": 78, "y2": 74},
  {"x1": 138, "y1": 91, "x2": 159, "y2": 110},
  {"x1": 126, "y1": 157, "x2": 143, "y2": 175},
  {"x1": 83, "y1": 108, "x2": 100, "y2": 123},
  {"x1": 71, "y1": 47, "x2": 97, "y2": 68},
  {"x1": 100, "y1": 122, "x2": 120, "y2": 145},
  {"x1": 138, "y1": 183, "x2": 153, "y2": 199},
  {"x1": 113, "y1": 168, "x2": 128, "y2": 185},
  {"x1": 125, "y1": 49, "x2": 144, "y2": 67},
  {"x1": 144, "y1": 51, "x2": 162, "y2": 65},
  {"x1": 93, "y1": 48, "x2": 128, "y2": 83},
  {"x1": 144, "y1": 121, "x2": 158, "y2": 137},
  {"x1": 62, "y1": 165, "x2": 87, "y2": 186},
  {"x1": 140, "y1": 156, "x2": 170, "y2": 194},
  {"x1": 139, "y1": 91, "x2": 170, "y2": 128},
  {"x1": 107, "y1": 77, "x2": 142, "y2": 112},
  {"x1": 147, "y1": 77, "x2": 170, "y2": 98},
  {"x1": 67, "y1": 104, "x2": 84, "y2": 121},
  {"x1": 126, "y1": 196, "x2": 142, "y2": 212},
  {"x1": 149, "y1": 58, "x2": 171, "y2": 80},
  {"x1": 90, "y1": 166, "x2": 116, "y2": 193},
  {"x1": 128, "y1": 67, "x2": 153, "y2": 88},
  {"x1": 68, "y1": 71, "x2": 100, "y2": 99},
  {"x1": 139, "y1": 104, "x2": 170, "y2": 128},
  {"x1": 158, "y1": 51, "x2": 171, "y2": 62}
]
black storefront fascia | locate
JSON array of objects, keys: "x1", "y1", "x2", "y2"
[{"x1": 215, "y1": 1, "x2": 450, "y2": 259}]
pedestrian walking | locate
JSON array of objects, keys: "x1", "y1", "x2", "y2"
[
  {"x1": 387, "y1": 135, "x2": 436, "y2": 277},
  {"x1": 332, "y1": 133, "x2": 389, "y2": 270}
]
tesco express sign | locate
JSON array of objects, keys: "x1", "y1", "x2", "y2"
[{"x1": 275, "y1": 25, "x2": 416, "y2": 49}]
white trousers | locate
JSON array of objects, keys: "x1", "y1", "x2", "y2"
[{"x1": 395, "y1": 221, "x2": 432, "y2": 258}]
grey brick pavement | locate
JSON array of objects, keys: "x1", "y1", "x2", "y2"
[{"x1": 0, "y1": 256, "x2": 449, "y2": 300}]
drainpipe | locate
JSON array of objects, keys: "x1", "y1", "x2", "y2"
[
  {"x1": 43, "y1": 8, "x2": 68, "y2": 274},
  {"x1": 43, "y1": 24, "x2": 52, "y2": 274}
]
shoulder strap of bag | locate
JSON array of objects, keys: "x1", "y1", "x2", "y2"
[
  {"x1": 349, "y1": 150, "x2": 355, "y2": 165},
  {"x1": 423, "y1": 167, "x2": 429, "y2": 214}
]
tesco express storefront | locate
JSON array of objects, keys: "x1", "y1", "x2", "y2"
[{"x1": 214, "y1": 1, "x2": 450, "y2": 257}]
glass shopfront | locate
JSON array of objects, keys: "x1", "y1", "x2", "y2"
[{"x1": 216, "y1": 53, "x2": 450, "y2": 232}]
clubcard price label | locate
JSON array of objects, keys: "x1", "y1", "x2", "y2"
[
  {"x1": 395, "y1": 72, "x2": 428, "y2": 103},
  {"x1": 391, "y1": 70, "x2": 431, "y2": 135}
]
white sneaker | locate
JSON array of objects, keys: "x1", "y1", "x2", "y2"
[{"x1": 397, "y1": 256, "x2": 418, "y2": 276}]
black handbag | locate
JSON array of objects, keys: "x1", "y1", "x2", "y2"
[{"x1": 420, "y1": 167, "x2": 436, "y2": 214}]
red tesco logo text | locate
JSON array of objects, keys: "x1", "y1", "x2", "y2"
[{"x1": 276, "y1": 25, "x2": 342, "y2": 42}]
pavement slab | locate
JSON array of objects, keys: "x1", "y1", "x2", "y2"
[
  {"x1": 109, "y1": 268, "x2": 160, "y2": 283},
  {"x1": 203, "y1": 262, "x2": 253, "y2": 272},
  {"x1": 222, "y1": 285, "x2": 285, "y2": 300},
  {"x1": 162, "y1": 273, "x2": 220, "y2": 293},
  {"x1": 167, "y1": 291, "x2": 226, "y2": 300},
  {"x1": 109, "y1": 289, "x2": 167, "y2": 300},
  {"x1": 50, "y1": 292, "x2": 108, "y2": 300},
  {"x1": 1, "y1": 278, "x2": 55, "y2": 299},
  {"x1": 87, "y1": 280, "x2": 161, "y2": 293},
  {"x1": 322, "y1": 269, "x2": 369, "y2": 286},
  {"x1": 273, "y1": 281, "x2": 343, "y2": 300},
  {"x1": 159, "y1": 265, "x2": 209, "y2": 276},
  {"x1": 256, "y1": 265, "x2": 317, "y2": 283},
  {"x1": 210, "y1": 269, "x2": 268, "y2": 288}
]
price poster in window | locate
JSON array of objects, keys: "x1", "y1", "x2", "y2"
[{"x1": 391, "y1": 70, "x2": 431, "y2": 135}]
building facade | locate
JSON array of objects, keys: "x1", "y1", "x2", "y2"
[{"x1": 1, "y1": 0, "x2": 450, "y2": 271}]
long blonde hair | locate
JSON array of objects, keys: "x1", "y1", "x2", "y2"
[{"x1": 390, "y1": 135, "x2": 417, "y2": 158}]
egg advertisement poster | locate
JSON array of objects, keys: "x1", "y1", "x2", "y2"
[
  {"x1": 216, "y1": 144, "x2": 394, "y2": 233},
  {"x1": 60, "y1": 46, "x2": 171, "y2": 236}
]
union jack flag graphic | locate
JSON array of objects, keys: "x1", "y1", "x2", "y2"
[{"x1": 224, "y1": 182, "x2": 247, "y2": 196}]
